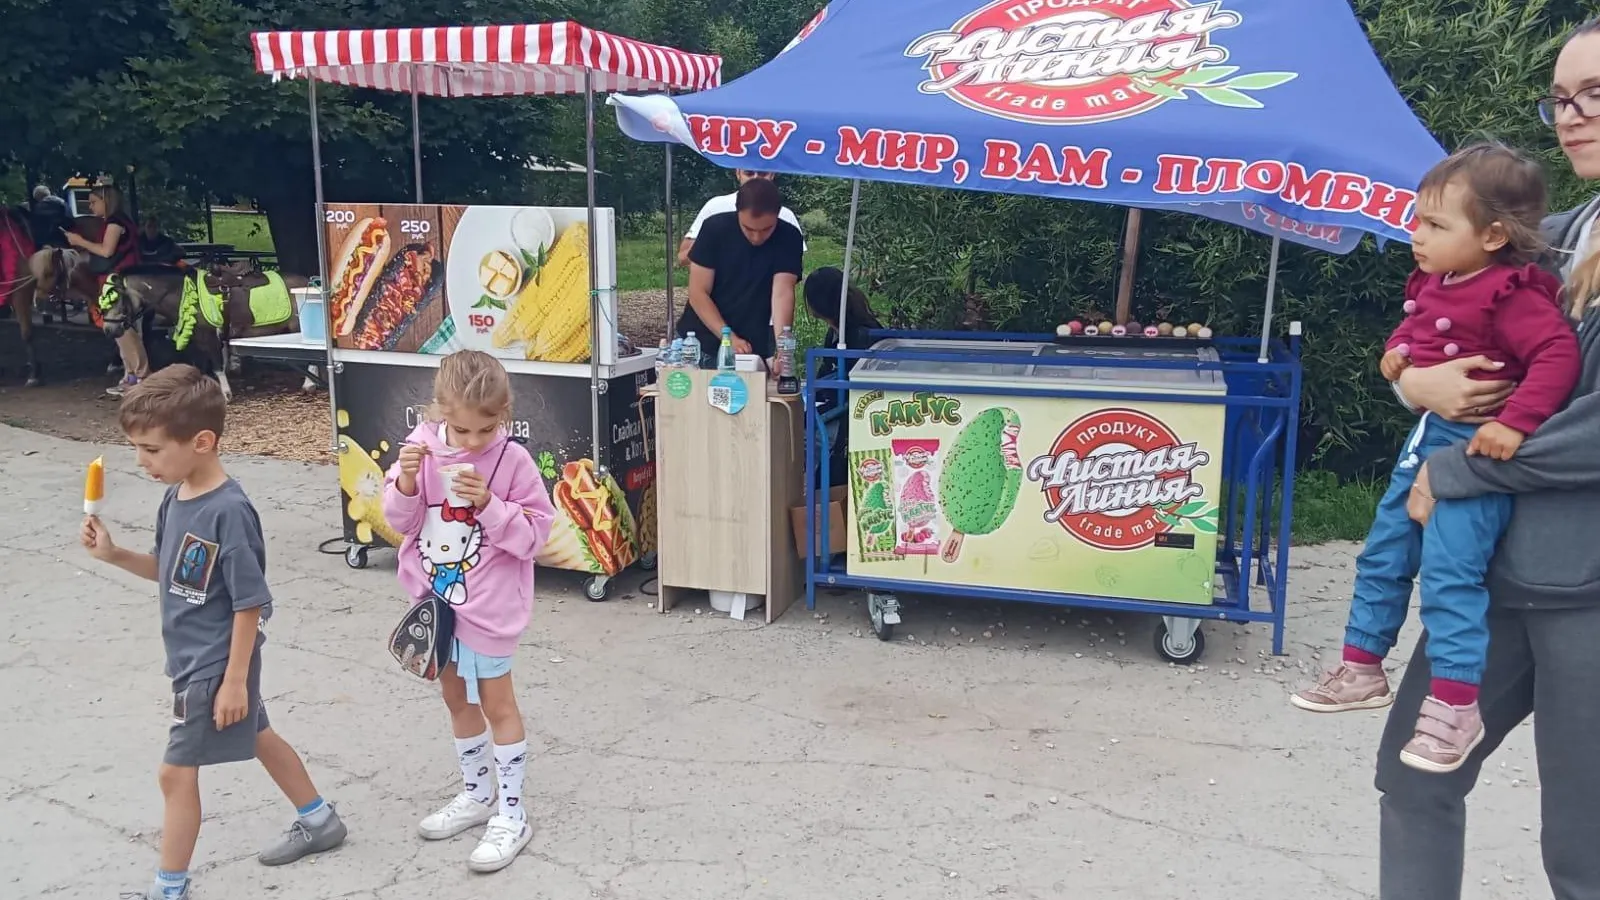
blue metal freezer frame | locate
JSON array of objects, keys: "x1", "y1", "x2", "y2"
[{"x1": 802, "y1": 330, "x2": 1304, "y2": 661}]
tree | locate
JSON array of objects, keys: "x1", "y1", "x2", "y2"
[{"x1": 2, "y1": 0, "x2": 589, "y2": 274}]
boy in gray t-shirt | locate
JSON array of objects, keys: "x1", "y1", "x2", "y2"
[{"x1": 80, "y1": 365, "x2": 347, "y2": 900}]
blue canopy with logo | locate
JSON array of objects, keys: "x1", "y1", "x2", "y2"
[{"x1": 612, "y1": 0, "x2": 1444, "y2": 253}]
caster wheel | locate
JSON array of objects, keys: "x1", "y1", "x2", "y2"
[
  {"x1": 584, "y1": 576, "x2": 611, "y2": 602},
  {"x1": 638, "y1": 551, "x2": 658, "y2": 572},
  {"x1": 345, "y1": 545, "x2": 370, "y2": 569},
  {"x1": 1153, "y1": 621, "x2": 1205, "y2": 665},
  {"x1": 868, "y1": 591, "x2": 900, "y2": 642}
]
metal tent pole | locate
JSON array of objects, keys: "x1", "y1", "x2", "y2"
[
  {"x1": 836, "y1": 180, "x2": 861, "y2": 347},
  {"x1": 584, "y1": 71, "x2": 604, "y2": 469},
  {"x1": 1258, "y1": 235, "x2": 1282, "y2": 363},
  {"x1": 309, "y1": 78, "x2": 338, "y2": 453},
  {"x1": 411, "y1": 69, "x2": 424, "y2": 202},
  {"x1": 664, "y1": 143, "x2": 675, "y2": 335}
]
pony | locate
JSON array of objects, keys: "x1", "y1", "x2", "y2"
[
  {"x1": 1, "y1": 214, "x2": 119, "y2": 386},
  {"x1": 103, "y1": 264, "x2": 311, "y2": 401}
]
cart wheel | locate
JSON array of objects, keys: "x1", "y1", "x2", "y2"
[
  {"x1": 868, "y1": 591, "x2": 901, "y2": 642},
  {"x1": 1154, "y1": 620, "x2": 1205, "y2": 665},
  {"x1": 345, "y1": 545, "x2": 370, "y2": 570},
  {"x1": 584, "y1": 576, "x2": 611, "y2": 602},
  {"x1": 637, "y1": 551, "x2": 658, "y2": 572}
]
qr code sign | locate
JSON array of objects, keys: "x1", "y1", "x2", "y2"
[{"x1": 710, "y1": 386, "x2": 731, "y2": 406}]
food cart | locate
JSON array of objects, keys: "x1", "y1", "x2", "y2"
[
  {"x1": 233, "y1": 23, "x2": 719, "y2": 599},
  {"x1": 612, "y1": 0, "x2": 1443, "y2": 657}
]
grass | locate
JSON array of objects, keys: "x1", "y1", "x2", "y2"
[
  {"x1": 205, "y1": 211, "x2": 276, "y2": 253},
  {"x1": 1290, "y1": 471, "x2": 1383, "y2": 544}
]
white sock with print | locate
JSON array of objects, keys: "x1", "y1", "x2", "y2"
[
  {"x1": 494, "y1": 740, "x2": 528, "y2": 824},
  {"x1": 455, "y1": 731, "x2": 494, "y2": 805}
]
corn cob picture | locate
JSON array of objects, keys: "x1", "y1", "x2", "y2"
[
  {"x1": 336, "y1": 426, "x2": 405, "y2": 548},
  {"x1": 490, "y1": 222, "x2": 593, "y2": 362}
]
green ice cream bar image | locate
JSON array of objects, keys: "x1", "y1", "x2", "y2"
[
  {"x1": 938, "y1": 406, "x2": 1023, "y2": 563},
  {"x1": 849, "y1": 448, "x2": 897, "y2": 561}
]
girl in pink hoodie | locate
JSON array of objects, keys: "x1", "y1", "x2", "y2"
[{"x1": 382, "y1": 350, "x2": 555, "y2": 874}]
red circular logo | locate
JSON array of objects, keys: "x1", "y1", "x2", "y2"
[
  {"x1": 1034, "y1": 408, "x2": 1199, "y2": 550},
  {"x1": 908, "y1": 0, "x2": 1228, "y2": 125}
]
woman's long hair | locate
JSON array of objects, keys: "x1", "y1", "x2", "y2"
[
  {"x1": 90, "y1": 185, "x2": 126, "y2": 220},
  {"x1": 1564, "y1": 16, "x2": 1600, "y2": 313},
  {"x1": 803, "y1": 266, "x2": 880, "y2": 332}
]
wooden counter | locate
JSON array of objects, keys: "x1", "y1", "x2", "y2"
[{"x1": 648, "y1": 368, "x2": 804, "y2": 623}]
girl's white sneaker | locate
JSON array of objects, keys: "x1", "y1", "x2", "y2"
[
  {"x1": 467, "y1": 815, "x2": 531, "y2": 873},
  {"x1": 418, "y1": 792, "x2": 495, "y2": 840}
]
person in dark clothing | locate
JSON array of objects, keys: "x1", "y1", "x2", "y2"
[
  {"x1": 140, "y1": 217, "x2": 185, "y2": 266},
  {"x1": 802, "y1": 266, "x2": 881, "y2": 488},
  {"x1": 681, "y1": 177, "x2": 804, "y2": 366},
  {"x1": 27, "y1": 185, "x2": 71, "y2": 249}
]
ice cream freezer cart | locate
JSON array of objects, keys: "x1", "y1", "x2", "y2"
[{"x1": 809, "y1": 330, "x2": 1301, "y2": 663}]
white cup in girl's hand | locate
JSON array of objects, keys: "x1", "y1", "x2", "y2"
[{"x1": 438, "y1": 463, "x2": 476, "y2": 507}]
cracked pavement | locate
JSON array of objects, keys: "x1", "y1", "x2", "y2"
[{"x1": 1, "y1": 423, "x2": 1548, "y2": 899}]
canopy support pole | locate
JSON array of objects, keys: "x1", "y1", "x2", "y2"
[
  {"x1": 1114, "y1": 209, "x2": 1141, "y2": 325},
  {"x1": 1259, "y1": 235, "x2": 1282, "y2": 363},
  {"x1": 837, "y1": 179, "x2": 861, "y2": 346},
  {"x1": 411, "y1": 70, "x2": 424, "y2": 202},
  {"x1": 309, "y1": 79, "x2": 338, "y2": 454},
  {"x1": 584, "y1": 70, "x2": 604, "y2": 470},
  {"x1": 664, "y1": 143, "x2": 675, "y2": 336}
]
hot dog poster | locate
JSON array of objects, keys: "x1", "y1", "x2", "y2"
[
  {"x1": 332, "y1": 359, "x2": 654, "y2": 576},
  {"x1": 322, "y1": 204, "x2": 618, "y2": 365},
  {"x1": 845, "y1": 391, "x2": 1226, "y2": 605}
]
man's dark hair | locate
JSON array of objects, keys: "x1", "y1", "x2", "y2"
[{"x1": 735, "y1": 177, "x2": 783, "y2": 217}]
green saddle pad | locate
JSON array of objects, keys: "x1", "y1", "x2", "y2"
[
  {"x1": 197, "y1": 270, "x2": 292, "y2": 330},
  {"x1": 173, "y1": 270, "x2": 292, "y2": 351}
]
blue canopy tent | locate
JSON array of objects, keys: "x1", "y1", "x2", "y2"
[{"x1": 611, "y1": 0, "x2": 1445, "y2": 357}]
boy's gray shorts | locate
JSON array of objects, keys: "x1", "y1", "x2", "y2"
[{"x1": 164, "y1": 651, "x2": 270, "y2": 768}]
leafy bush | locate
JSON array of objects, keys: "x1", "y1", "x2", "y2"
[
  {"x1": 798, "y1": 208, "x2": 839, "y2": 239},
  {"x1": 799, "y1": 0, "x2": 1595, "y2": 477}
]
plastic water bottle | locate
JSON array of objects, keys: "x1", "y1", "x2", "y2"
[
  {"x1": 716, "y1": 326, "x2": 736, "y2": 371},
  {"x1": 776, "y1": 325, "x2": 798, "y2": 395},
  {"x1": 666, "y1": 337, "x2": 684, "y2": 368},
  {"x1": 685, "y1": 331, "x2": 701, "y2": 368},
  {"x1": 655, "y1": 339, "x2": 669, "y2": 379}
]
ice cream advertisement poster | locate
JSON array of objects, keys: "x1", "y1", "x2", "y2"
[
  {"x1": 845, "y1": 391, "x2": 1225, "y2": 605},
  {"x1": 332, "y1": 360, "x2": 654, "y2": 576},
  {"x1": 321, "y1": 204, "x2": 618, "y2": 365}
]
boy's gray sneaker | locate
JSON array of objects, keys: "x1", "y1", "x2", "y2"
[{"x1": 258, "y1": 805, "x2": 348, "y2": 866}]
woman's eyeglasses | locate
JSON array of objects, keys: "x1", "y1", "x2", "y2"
[{"x1": 1538, "y1": 87, "x2": 1600, "y2": 125}]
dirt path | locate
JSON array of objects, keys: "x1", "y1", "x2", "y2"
[{"x1": 0, "y1": 367, "x2": 334, "y2": 463}]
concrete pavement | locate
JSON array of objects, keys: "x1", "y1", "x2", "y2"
[{"x1": 0, "y1": 423, "x2": 1547, "y2": 899}]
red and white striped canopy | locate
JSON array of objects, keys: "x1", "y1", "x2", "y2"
[{"x1": 252, "y1": 22, "x2": 721, "y2": 97}]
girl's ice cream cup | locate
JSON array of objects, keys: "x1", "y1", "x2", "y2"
[{"x1": 438, "y1": 462, "x2": 477, "y2": 507}]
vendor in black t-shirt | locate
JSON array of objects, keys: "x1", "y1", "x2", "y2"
[{"x1": 681, "y1": 178, "x2": 804, "y2": 365}]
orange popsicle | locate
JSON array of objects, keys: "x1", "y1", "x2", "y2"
[{"x1": 84, "y1": 456, "x2": 104, "y2": 515}]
